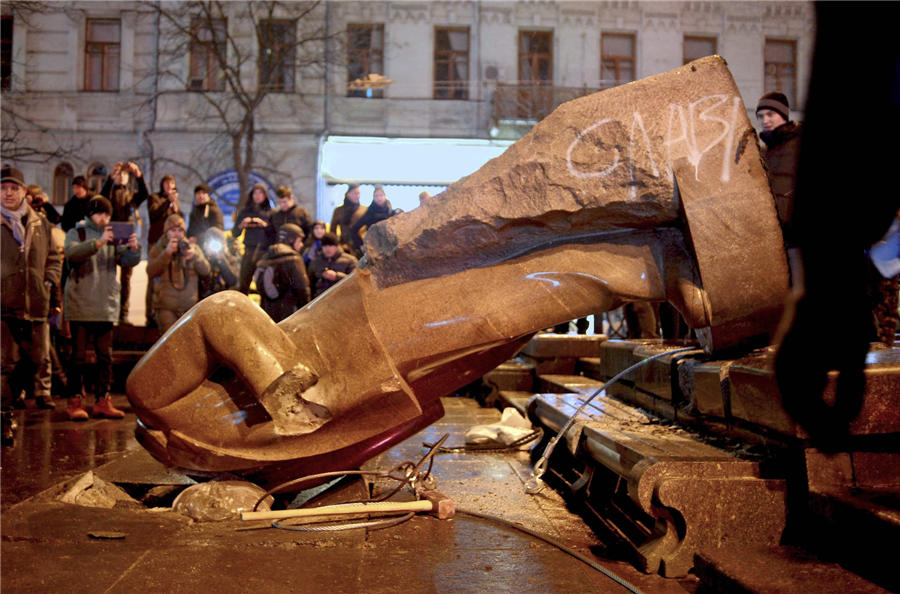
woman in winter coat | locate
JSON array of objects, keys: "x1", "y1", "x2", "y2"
[
  {"x1": 233, "y1": 183, "x2": 275, "y2": 293},
  {"x1": 63, "y1": 196, "x2": 141, "y2": 420}
]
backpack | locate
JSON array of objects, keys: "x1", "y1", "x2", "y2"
[{"x1": 254, "y1": 264, "x2": 284, "y2": 300}]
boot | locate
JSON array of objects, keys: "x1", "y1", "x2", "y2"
[
  {"x1": 66, "y1": 397, "x2": 89, "y2": 421},
  {"x1": 92, "y1": 395, "x2": 125, "y2": 419},
  {"x1": 36, "y1": 396, "x2": 56, "y2": 410}
]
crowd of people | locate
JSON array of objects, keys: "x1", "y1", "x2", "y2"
[{"x1": 1, "y1": 162, "x2": 404, "y2": 443}]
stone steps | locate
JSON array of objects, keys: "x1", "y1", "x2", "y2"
[{"x1": 489, "y1": 333, "x2": 900, "y2": 588}]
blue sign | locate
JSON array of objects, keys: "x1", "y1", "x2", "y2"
[{"x1": 206, "y1": 169, "x2": 275, "y2": 221}]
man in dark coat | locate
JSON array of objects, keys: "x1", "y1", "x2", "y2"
[
  {"x1": 186, "y1": 183, "x2": 224, "y2": 241},
  {"x1": 254, "y1": 223, "x2": 310, "y2": 322},
  {"x1": 100, "y1": 161, "x2": 149, "y2": 324},
  {"x1": 1, "y1": 166, "x2": 63, "y2": 443},
  {"x1": 329, "y1": 183, "x2": 366, "y2": 257},
  {"x1": 61, "y1": 176, "x2": 91, "y2": 232},
  {"x1": 270, "y1": 185, "x2": 312, "y2": 239},
  {"x1": 308, "y1": 232, "x2": 357, "y2": 298},
  {"x1": 757, "y1": 91, "x2": 802, "y2": 248}
]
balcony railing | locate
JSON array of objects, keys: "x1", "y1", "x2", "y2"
[{"x1": 491, "y1": 82, "x2": 602, "y2": 123}]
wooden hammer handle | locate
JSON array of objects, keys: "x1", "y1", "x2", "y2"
[{"x1": 241, "y1": 500, "x2": 433, "y2": 521}]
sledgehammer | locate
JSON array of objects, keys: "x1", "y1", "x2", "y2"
[{"x1": 240, "y1": 490, "x2": 455, "y2": 521}]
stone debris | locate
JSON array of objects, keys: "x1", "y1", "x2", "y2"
[
  {"x1": 172, "y1": 480, "x2": 274, "y2": 522},
  {"x1": 57, "y1": 471, "x2": 138, "y2": 509}
]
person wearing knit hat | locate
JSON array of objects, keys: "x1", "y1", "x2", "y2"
[
  {"x1": 87, "y1": 195, "x2": 113, "y2": 217},
  {"x1": 62, "y1": 187, "x2": 140, "y2": 421},
  {"x1": 185, "y1": 181, "x2": 224, "y2": 242},
  {"x1": 756, "y1": 91, "x2": 803, "y2": 252},
  {"x1": 756, "y1": 92, "x2": 791, "y2": 131},
  {"x1": 253, "y1": 222, "x2": 310, "y2": 322},
  {"x1": 308, "y1": 231, "x2": 357, "y2": 298},
  {"x1": 148, "y1": 212, "x2": 210, "y2": 333},
  {"x1": 62, "y1": 175, "x2": 92, "y2": 232}
]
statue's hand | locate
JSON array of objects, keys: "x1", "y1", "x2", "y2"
[{"x1": 257, "y1": 363, "x2": 331, "y2": 436}]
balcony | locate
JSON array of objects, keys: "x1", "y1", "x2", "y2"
[{"x1": 490, "y1": 82, "x2": 601, "y2": 138}]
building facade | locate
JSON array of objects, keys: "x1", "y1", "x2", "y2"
[{"x1": 1, "y1": 1, "x2": 815, "y2": 221}]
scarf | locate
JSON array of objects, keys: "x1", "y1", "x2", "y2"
[{"x1": 1, "y1": 201, "x2": 29, "y2": 245}]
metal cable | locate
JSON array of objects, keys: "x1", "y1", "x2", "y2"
[
  {"x1": 525, "y1": 347, "x2": 704, "y2": 494},
  {"x1": 457, "y1": 507, "x2": 644, "y2": 594},
  {"x1": 423, "y1": 428, "x2": 544, "y2": 453}
]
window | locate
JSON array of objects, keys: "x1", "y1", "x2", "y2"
[
  {"x1": 684, "y1": 36, "x2": 716, "y2": 64},
  {"x1": 1, "y1": 15, "x2": 12, "y2": 91},
  {"x1": 434, "y1": 27, "x2": 469, "y2": 100},
  {"x1": 518, "y1": 30, "x2": 552, "y2": 84},
  {"x1": 86, "y1": 163, "x2": 107, "y2": 195},
  {"x1": 190, "y1": 17, "x2": 226, "y2": 92},
  {"x1": 601, "y1": 33, "x2": 635, "y2": 88},
  {"x1": 765, "y1": 39, "x2": 797, "y2": 109},
  {"x1": 347, "y1": 24, "x2": 384, "y2": 98},
  {"x1": 517, "y1": 30, "x2": 552, "y2": 119},
  {"x1": 259, "y1": 19, "x2": 295, "y2": 93},
  {"x1": 53, "y1": 163, "x2": 74, "y2": 205},
  {"x1": 84, "y1": 18, "x2": 120, "y2": 91}
]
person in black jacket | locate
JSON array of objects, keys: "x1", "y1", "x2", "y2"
[
  {"x1": 349, "y1": 185, "x2": 392, "y2": 255},
  {"x1": 757, "y1": 92, "x2": 802, "y2": 249},
  {"x1": 271, "y1": 185, "x2": 312, "y2": 239},
  {"x1": 308, "y1": 232, "x2": 357, "y2": 298},
  {"x1": 233, "y1": 183, "x2": 275, "y2": 293},
  {"x1": 254, "y1": 223, "x2": 310, "y2": 322},
  {"x1": 61, "y1": 176, "x2": 91, "y2": 232},
  {"x1": 186, "y1": 183, "x2": 224, "y2": 242}
]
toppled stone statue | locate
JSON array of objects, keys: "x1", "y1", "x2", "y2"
[{"x1": 126, "y1": 56, "x2": 788, "y2": 487}]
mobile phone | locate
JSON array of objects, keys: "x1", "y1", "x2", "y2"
[{"x1": 109, "y1": 222, "x2": 135, "y2": 245}]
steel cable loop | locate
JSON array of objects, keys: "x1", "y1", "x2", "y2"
[
  {"x1": 526, "y1": 347, "x2": 704, "y2": 494},
  {"x1": 251, "y1": 435, "x2": 450, "y2": 514}
]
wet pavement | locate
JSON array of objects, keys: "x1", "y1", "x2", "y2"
[{"x1": 1, "y1": 394, "x2": 700, "y2": 593}]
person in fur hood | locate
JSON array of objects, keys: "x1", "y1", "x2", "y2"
[{"x1": 253, "y1": 223, "x2": 310, "y2": 322}]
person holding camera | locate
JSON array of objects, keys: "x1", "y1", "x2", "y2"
[
  {"x1": 233, "y1": 183, "x2": 275, "y2": 294},
  {"x1": 198, "y1": 226, "x2": 239, "y2": 300},
  {"x1": 101, "y1": 161, "x2": 149, "y2": 325},
  {"x1": 147, "y1": 214, "x2": 210, "y2": 333},
  {"x1": 307, "y1": 232, "x2": 357, "y2": 298},
  {"x1": 25, "y1": 185, "x2": 61, "y2": 226},
  {"x1": 63, "y1": 196, "x2": 140, "y2": 420}
]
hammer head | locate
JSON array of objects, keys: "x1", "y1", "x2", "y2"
[{"x1": 418, "y1": 489, "x2": 455, "y2": 520}]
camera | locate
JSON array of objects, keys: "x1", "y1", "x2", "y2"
[
  {"x1": 178, "y1": 238, "x2": 191, "y2": 255},
  {"x1": 109, "y1": 222, "x2": 134, "y2": 246},
  {"x1": 204, "y1": 238, "x2": 224, "y2": 254}
]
